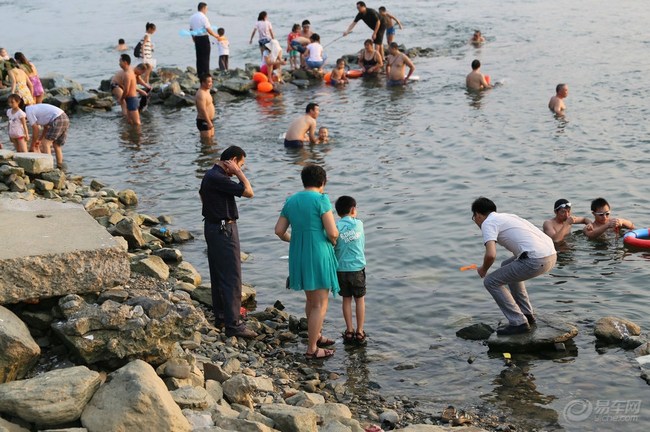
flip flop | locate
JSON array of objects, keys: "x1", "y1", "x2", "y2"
[
  {"x1": 304, "y1": 348, "x2": 335, "y2": 360},
  {"x1": 316, "y1": 335, "x2": 336, "y2": 347}
]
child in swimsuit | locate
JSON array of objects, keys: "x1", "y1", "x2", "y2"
[
  {"x1": 330, "y1": 58, "x2": 349, "y2": 86},
  {"x1": 6, "y1": 93, "x2": 29, "y2": 153},
  {"x1": 286, "y1": 24, "x2": 301, "y2": 71}
]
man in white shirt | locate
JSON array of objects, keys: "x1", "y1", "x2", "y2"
[
  {"x1": 471, "y1": 197, "x2": 557, "y2": 335},
  {"x1": 189, "y1": 2, "x2": 219, "y2": 77},
  {"x1": 26, "y1": 103, "x2": 69, "y2": 170}
]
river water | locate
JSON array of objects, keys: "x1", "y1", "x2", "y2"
[{"x1": 3, "y1": 0, "x2": 650, "y2": 429}]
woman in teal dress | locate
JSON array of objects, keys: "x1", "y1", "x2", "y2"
[{"x1": 275, "y1": 164, "x2": 340, "y2": 359}]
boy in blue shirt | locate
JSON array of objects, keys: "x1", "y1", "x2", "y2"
[{"x1": 334, "y1": 196, "x2": 367, "y2": 345}]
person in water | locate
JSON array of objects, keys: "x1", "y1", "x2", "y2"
[
  {"x1": 284, "y1": 102, "x2": 320, "y2": 148},
  {"x1": 385, "y1": 42, "x2": 415, "y2": 86},
  {"x1": 466, "y1": 59, "x2": 492, "y2": 91},
  {"x1": 584, "y1": 197, "x2": 634, "y2": 240},
  {"x1": 548, "y1": 83, "x2": 568, "y2": 115},
  {"x1": 542, "y1": 199, "x2": 592, "y2": 243}
]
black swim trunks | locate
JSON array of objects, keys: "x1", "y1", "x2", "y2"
[
  {"x1": 196, "y1": 119, "x2": 212, "y2": 131},
  {"x1": 337, "y1": 269, "x2": 367, "y2": 298},
  {"x1": 284, "y1": 139, "x2": 304, "y2": 148}
]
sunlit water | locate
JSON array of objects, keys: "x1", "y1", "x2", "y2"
[{"x1": 3, "y1": 0, "x2": 650, "y2": 429}]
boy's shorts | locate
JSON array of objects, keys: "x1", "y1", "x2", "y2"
[{"x1": 337, "y1": 268, "x2": 366, "y2": 298}]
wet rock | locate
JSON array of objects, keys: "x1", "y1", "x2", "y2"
[
  {"x1": 0, "y1": 366, "x2": 101, "y2": 426},
  {"x1": 117, "y1": 189, "x2": 138, "y2": 206},
  {"x1": 487, "y1": 315, "x2": 578, "y2": 352},
  {"x1": 0, "y1": 305, "x2": 41, "y2": 383},
  {"x1": 41, "y1": 74, "x2": 84, "y2": 92},
  {"x1": 621, "y1": 335, "x2": 645, "y2": 350},
  {"x1": 72, "y1": 90, "x2": 98, "y2": 106},
  {"x1": 380, "y1": 409, "x2": 400, "y2": 428},
  {"x1": 131, "y1": 255, "x2": 170, "y2": 280},
  {"x1": 164, "y1": 93, "x2": 195, "y2": 108},
  {"x1": 259, "y1": 404, "x2": 319, "y2": 432},
  {"x1": 45, "y1": 95, "x2": 75, "y2": 112},
  {"x1": 172, "y1": 229, "x2": 194, "y2": 243},
  {"x1": 218, "y1": 78, "x2": 255, "y2": 95},
  {"x1": 456, "y1": 323, "x2": 494, "y2": 340},
  {"x1": 594, "y1": 316, "x2": 641, "y2": 343},
  {"x1": 151, "y1": 226, "x2": 173, "y2": 243},
  {"x1": 81, "y1": 360, "x2": 191, "y2": 432},
  {"x1": 634, "y1": 342, "x2": 650, "y2": 356}
]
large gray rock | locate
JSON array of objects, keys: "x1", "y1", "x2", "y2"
[
  {"x1": 13, "y1": 153, "x2": 53, "y2": 174},
  {"x1": 40, "y1": 169, "x2": 66, "y2": 190},
  {"x1": 312, "y1": 403, "x2": 352, "y2": 420},
  {"x1": 0, "y1": 305, "x2": 40, "y2": 383},
  {"x1": 223, "y1": 374, "x2": 274, "y2": 405},
  {"x1": 132, "y1": 255, "x2": 170, "y2": 280},
  {"x1": 259, "y1": 404, "x2": 319, "y2": 432},
  {"x1": 0, "y1": 199, "x2": 130, "y2": 304},
  {"x1": 114, "y1": 217, "x2": 145, "y2": 249},
  {"x1": 456, "y1": 323, "x2": 494, "y2": 340},
  {"x1": 173, "y1": 261, "x2": 201, "y2": 286},
  {"x1": 72, "y1": 90, "x2": 98, "y2": 106},
  {"x1": 52, "y1": 291, "x2": 206, "y2": 365},
  {"x1": 40, "y1": 74, "x2": 83, "y2": 92},
  {"x1": 0, "y1": 366, "x2": 101, "y2": 426},
  {"x1": 81, "y1": 360, "x2": 191, "y2": 432},
  {"x1": 117, "y1": 189, "x2": 138, "y2": 206},
  {"x1": 594, "y1": 316, "x2": 641, "y2": 343},
  {"x1": 170, "y1": 386, "x2": 214, "y2": 409},
  {"x1": 285, "y1": 391, "x2": 324, "y2": 408},
  {"x1": 218, "y1": 78, "x2": 255, "y2": 95},
  {"x1": 486, "y1": 315, "x2": 578, "y2": 352}
]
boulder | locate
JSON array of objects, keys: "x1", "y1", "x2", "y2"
[
  {"x1": 0, "y1": 305, "x2": 40, "y2": 383},
  {"x1": 161, "y1": 80, "x2": 183, "y2": 98},
  {"x1": 44, "y1": 95, "x2": 75, "y2": 112},
  {"x1": 456, "y1": 323, "x2": 494, "y2": 340},
  {"x1": 312, "y1": 403, "x2": 352, "y2": 421},
  {"x1": 218, "y1": 78, "x2": 255, "y2": 95},
  {"x1": 594, "y1": 316, "x2": 641, "y2": 343},
  {"x1": 170, "y1": 386, "x2": 214, "y2": 409},
  {"x1": 132, "y1": 255, "x2": 170, "y2": 280},
  {"x1": 114, "y1": 217, "x2": 145, "y2": 249},
  {"x1": 81, "y1": 360, "x2": 191, "y2": 432},
  {"x1": 0, "y1": 366, "x2": 101, "y2": 426},
  {"x1": 153, "y1": 248, "x2": 183, "y2": 263},
  {"x1": 173, "y1": 261, "x2": 201, "y2": 286},
  {"x1": 40, "y1": 169, "x2": 66, "y2": 190},
  {"x1": 40, "y1": 74, "x2": 84, "y2": 92},
  {"x1": 486, "y1": 315, "x2": 578, "y2": 352},
  {"x1": 13, "y1": 153, "x2": 53, "y2": 174},
  {"x1": 259, "y1": 404, "x2": 319, "y2": 432},
  {"x1": 172, "y1": 229, "x2": 194, "y2": 243},
  {"x1": 117, "y1": 189, "x2": 138, "y2": 206},
  {"x1": 52, "y1": 291, "x2": 205, "y2": 365},
  {"x1": 72, "y1": 90, "x2": 98, "y2": 106},
  {"x1": 285, "y1": 391, "x2": 325, "y2": 408},
  {"x1": 222, "y1": 374, "x2": 274, "y2": 406},
  {"x1": 34, "y1": 179, "x2": 55, "y2": 192}
]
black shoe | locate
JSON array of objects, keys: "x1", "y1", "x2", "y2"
[
  {"x1": 525, "y1": 314, "x2": 536, "y2": 325},
  {"x1": 496, "y1": 323, "x2": 530, "y2": 335},
  {"x1": 225, "y1": 328, "x2": 258, "y2": 339}
]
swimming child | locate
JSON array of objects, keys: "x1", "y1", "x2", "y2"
[
  {"x1": 334, "y1": 195, "x2": 368, "y2": 345},
  {"x1": 6, "y1": 93, "x2": 29, "y2": 153},
  {"x1": 287, "y1": 24, "x2": 301, "y2": 70},
  {"x1": 330, "y1": 58, "x2": 349, "y2": 86},
  {"x1": 470, "y1": 30, "x2": 485, "y2": 46},
  {"x1": 116, "y1": 39, "x2": 128, "y2": 51},
  {"x1": 318, "y1": 127, "x2": 329, "y2": 144},
  {"x1": 216, "y1": 27, "x2": 229, "y2": 70}
]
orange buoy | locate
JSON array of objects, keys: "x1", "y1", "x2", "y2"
[
  {"x1": 257, "y1": 81, "x2": 273, "y2": 93},
  {"x1": 253, "y1": 71, "x2": 269, "y2": 83},
  {"x1": 346, "y1": 69, "x2": 363, "y2": 78},
  {"x1": 485, "y1": 75, "x2": 491, "y2": 85},
  {"x1": 323, "y1": 72, "x2": 332, "y2": 84}
]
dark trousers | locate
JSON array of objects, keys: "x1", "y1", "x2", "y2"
[
  {"x1": 219, "y1": 55, "x2": 229, "y2": 71},
  {"x1": 205, "y1": 221, "x2": 243, "y2": 332},
  {"x1": 194, "y1": 35, "x2": 211, "y2": 77}
]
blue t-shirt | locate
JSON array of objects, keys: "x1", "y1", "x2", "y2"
[{"x1": 335, "y1": 216, "x2": 366, "y2": 272}]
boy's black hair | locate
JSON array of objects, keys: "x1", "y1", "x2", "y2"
[{"x1": 335, "y1": 196, "x2": 357, "y2": 217}]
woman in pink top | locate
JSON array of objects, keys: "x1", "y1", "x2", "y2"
[{"x1": 14, "y1": 52, "x2": 44, "y2": 104}]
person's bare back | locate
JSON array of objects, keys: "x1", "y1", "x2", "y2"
[
  {"x1": 285, "y1": 114, "x2": 316, "y2": 143},
  {"x1": 466, "y1": 70, "x2": 488, "y2": 90}
]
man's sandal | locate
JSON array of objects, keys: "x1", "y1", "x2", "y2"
[{"x1": 304, "y1": 348, "x2": 335, "y2": 359}]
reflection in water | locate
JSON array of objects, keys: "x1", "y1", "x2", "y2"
[
  {"x1": 255, "y1": 92, "x2": 286, "y2": 118},
  {"x1": 554, "y1": 115, "x2": 569, "y2": 134},
  {"x1": 283, "y1": 143, "x2": 331, "y2": 167},
  {"x1": 342, "y1": 346, "x2": 372, "y2": 399},
  {"x1": 465, "y1": 89, "x2": 485, "y2": 110},
  {"x1": 195, "y1": 137, "x2": 221, "y2": 177}
]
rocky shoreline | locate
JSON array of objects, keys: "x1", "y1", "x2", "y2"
[{"x1": 0, "y1": 149, "x2": 512, "y2": 431}]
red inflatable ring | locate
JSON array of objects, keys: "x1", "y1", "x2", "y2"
[{"x1": 623, "y1": 228, "x2": 650, "y2": 248}]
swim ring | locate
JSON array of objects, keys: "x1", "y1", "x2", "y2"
[
  {"x1": 623, "y1": 228, "x2": 650, "y2": 248},
  {"x1": 346, "y1": 69, "x2": 363, "y2": 78}
]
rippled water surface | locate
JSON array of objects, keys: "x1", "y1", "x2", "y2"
[{"x1": 4, "y1": 0, "x2": 650, "y2": 429}]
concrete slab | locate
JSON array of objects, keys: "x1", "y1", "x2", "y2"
[
  {"x1": 0, "y1": 198, "x2": 130, "y2": 304},
  {"x1": 13, "y1": 153, "x2": 54, "y2": 175}
]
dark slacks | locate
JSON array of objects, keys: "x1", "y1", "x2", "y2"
[
  {"x1": 194, "y1": 35, "x2": 211, "y2": 77},
  {"x1": 205, "y1": 221, "x2": 244, "y2": 333}
]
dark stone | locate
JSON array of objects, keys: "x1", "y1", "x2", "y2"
[
  {"x1": 487, "y1": 314, "x2": 578, "y2": 353},
  {"x1": 152, "y1": 248, "x2": 183, "y2": 263},
  {"x1": 456, "y1": 323, "x2": 494, "y2": 340},
  {"x1": 40, "y1": 169, "x2": 66, "y2": 190}
]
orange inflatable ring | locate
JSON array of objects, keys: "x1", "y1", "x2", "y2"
[
  {"x1": 485, "y1": 75, "x2": 491, "y2": 85},
  {"x1": 323, "y1": 72, "x2": 332, "y2": 84},
  {"x1": 624, "y1": 229, "x2": 650, "y2": 249},
  {"x1": 257, "y1": 81, "x2": 273, "y2": 93},
  {"x1": 253, "y1": 71, "x2": 268, "y2": 83},
  {"x1": 346, "y1": 69, "x2": 363, "y2": 78}
]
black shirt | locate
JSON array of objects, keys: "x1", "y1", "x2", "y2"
[
  {"x1": 199, "y1": 164, "x2": 244, "y2": 222},
  {"x1": 354, "y1": 8, "x2": 381, "y2": 31}
]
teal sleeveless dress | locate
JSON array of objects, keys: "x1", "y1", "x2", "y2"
[{"x1": 280, "y1": 191, "x2": 340, "y2": 295}]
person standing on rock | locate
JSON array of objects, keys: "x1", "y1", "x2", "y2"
[
  {"x1": 200, "y1": 146, "x2": 258, "y2": 339},
  {"x1": 471, "y1": 197, "x2": 557, "y2": 335},
  {"x1": 25, "y1": 103, "x2": 69, "y2": 170},
  {"x1": 195, "y1": 74, "x2": 215, "y2": 139},
  {"x1": 189, "y1": 2, "x2": 220, "y2": 77}
]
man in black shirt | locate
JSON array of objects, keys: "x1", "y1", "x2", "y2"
[
  {"x1": 343, "y1": 1, "x2": 385, "y2": 58},
  {"x1": 199, "y1": 146, "x2": 257, "y2": 338}
]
